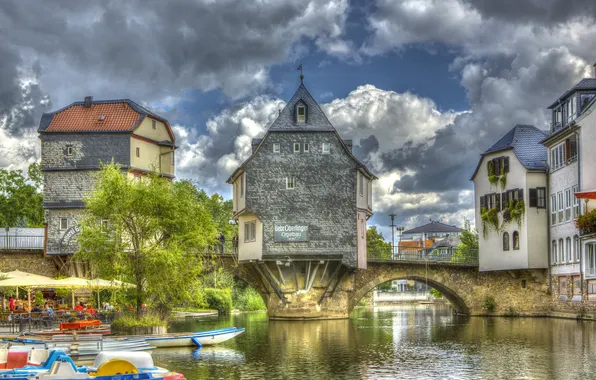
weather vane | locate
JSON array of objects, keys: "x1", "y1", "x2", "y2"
[{"x1": 297, "y1": 64, "x2": 304, "y2": 83}]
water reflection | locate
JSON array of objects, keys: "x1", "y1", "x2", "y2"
[{"x1": 153, "y1": 306, "x2": 596, "y2": 379}]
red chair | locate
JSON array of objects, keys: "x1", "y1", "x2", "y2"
[{"x1": 6, "y1": 351, "x2": 28, "y2": 369}]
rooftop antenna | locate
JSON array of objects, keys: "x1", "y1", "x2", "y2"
[{"x1": 297, "y1": 64, "x2": 304, "y2": 84}]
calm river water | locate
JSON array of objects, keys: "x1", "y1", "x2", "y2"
[{"x1": 152, "y1": 305, "x2": 596, "y2": 379}]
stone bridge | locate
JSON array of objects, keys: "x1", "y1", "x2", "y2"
[{"x1": 216, "y1": 254, "x2": 551, "y2": 319}]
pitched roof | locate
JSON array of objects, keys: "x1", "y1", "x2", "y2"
[
  {"x1": 402, "y1": 221, "x2": 461, "y2": 235},
  {"x1": 547, "y1": 78, "x2": 596, "y2": 109},
  {"x1": 268, "y1": 83, "x2": 335, "y2": 132},
  {"x1": 471, "y1": 124, "x2": 547, "y2": 180},
  {"x1": 38, "y1": 98, "x2": 174, "y2": 141}
]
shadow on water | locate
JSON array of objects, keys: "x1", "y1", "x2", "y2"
[{"x1": 153, "y1": 306, "x2": 596, "y2": 379}]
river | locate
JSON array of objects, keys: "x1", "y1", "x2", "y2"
[{"x1": 151, "y1": 305, "x2": 596, "y2": 379}]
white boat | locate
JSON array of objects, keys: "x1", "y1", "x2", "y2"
[{"x1": 144, "y1": 327, "x2": 245, "y2": 348}]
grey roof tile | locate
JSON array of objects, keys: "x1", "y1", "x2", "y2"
[
  {"x1": 402, "y1": 221, "x2": 462, "y2": 235},
  {"x1": 547, "y1": 78, "x2": 596, "y2": 109},
  {"x1": 268, "y1": 84, "x2": 335, "y2": 131},
  {"x1": 482, "y1": 124, "x2": 548, "y2": 170}
]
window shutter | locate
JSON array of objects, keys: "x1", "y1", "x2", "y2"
[
  {"x1": 565, "y1": 138, "x2": 571, "y2": 162},
  {"x1": 496, "y1": 193, "x2": 501, "y2": 211},
  {"x1": 487, "y1": 160, "x2": 491, "y2": 177},
  {"x1": 502, "y1": 192, "x2": 508, "y2": 207},
  {"x1": 517, "y1": 189, "x2": 524, "y2": 202},
  {"x1": 494, "y1": 158, "x2": 501, "y2": 176},
  {"x1": 504, "y1": 157, "x2": 510, "y2": 173},
  {"x1": 529, "y1": 188, "x2": 537, "y2": 207}
]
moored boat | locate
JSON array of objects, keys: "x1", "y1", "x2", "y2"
[{"x1": 144, "y1": 327, "x2": 245, "y2": 348}]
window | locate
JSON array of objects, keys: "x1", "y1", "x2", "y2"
[
  {"x1": 101, "y1": 219, "x2": 108, "y2": 231},
  {"x1": 294, "y1": 142, "x2": 300, "y2": 153},
  {"x1": 503, "y1": 232, "x2": 510, "y2": 251},
  {"x1": 567, "y1": 134, "x2": 578, "y2": 163},
  {"x1": 152, "y1": 119, "x2": 156, "y2": 130},
  {"x1": 551, "y1": 143, "x2": 566, "y2": 170},
  {"x1": 552, "y1": 240, "x2": 557, "y2": 264},
  {"x1": 487, "y1": 156, "x2": 509, "y2": 176},
  {"x1": 559, "y1": 277, "x2": 567, "y2": 297},
  {"x1": 60, "y1": 218, "x2": 68, "y2": 230},
  {"x1": 322, "y1": 143, "x2": 330, "y2": 154},
  {"x1": 244, "y1": 221, "x2": 256, "y2": 242},
  {"x1": 273, "y1": 143, "x2": 280, "y2": 153},
  {"x1": 566, "y1": 237, "x2": 572, "y2": 263},
  {"x1": 573, "y1": 185, "x2": 580, "y2": 217},
  {"x1": 359, "y1": 173, "x2": 363, "y2": 197},
  {"x1": 537, "y1": 188, "x2": 546, "y2": 209},
  {"x1": 297, "y1": 105, "x2": 306, "y2": 123},
  {"x1": 286, "y1": 176, "x2": 295, "y2": 189},
  {"x1": 557, "y1": 192, "x2": 564, "y2": 223},
  {"x1": 588, "y1": 244, "x2": 596, "y2": 276},
  {"x1": 551, "y1": 194, "x2": 557, "y2": 225},
  {"x1": 565, "y1": 188, "x2": 572, "y2": 221},
  {"x1": 136, "y1": 147, "x2": 140, "y2": 158},
  {"x1": 581, "y1": 94, "x2": 595, "y2": 111},
  {"x1": 66, "y1": 146, "x2": 73, "y2": 156},
  {"x1": 559, "y1": 239, "x2": 564, "y2": 264},
  {"x1": 303, "y1": 143, "x2": 309, "y2": 153},
  {"x1": 513, "y1": 231, "x2": 519, "y2": 250},
  {"x1": 553, "y1": 106, "x2": 562, "y2": 129},
  {"x1": 574, "y1": 235, "x2": 580, "y2": 263},
  {"x1": 240, "y1": 174, "x2": 244, "y2": 198}
]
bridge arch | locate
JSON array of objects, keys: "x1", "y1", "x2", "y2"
[{"x1": 350, "y1": 275, "x2": 469, "y2": 314}]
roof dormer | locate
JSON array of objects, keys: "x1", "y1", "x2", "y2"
[{"x1": 295, "y1": 100, "x2": 307, "y2": 124}]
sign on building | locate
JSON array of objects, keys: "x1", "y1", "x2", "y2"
[{"x1": 274, "y1": 224, "x2": 309, "y2": 242}]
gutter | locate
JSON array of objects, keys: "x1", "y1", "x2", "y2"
[
  {"x1": 577, "y1": 130, "x2": 583, "y2": 295},
  {"x1": 546, "y1": 166, "x2": 551, "y2": 292}
]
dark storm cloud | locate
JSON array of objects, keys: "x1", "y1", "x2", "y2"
[
  {"x1": 461, "y1": 0, "x2": 596, "y2": 24},
  {"x1": 352, "y1": 135, "x2": 379, "y2": 163}
]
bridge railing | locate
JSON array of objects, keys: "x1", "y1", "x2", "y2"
[
  {"x1": 0, "y1": 235, "x2": 45, "y2": 250},
  {"x1": 367, "y1": 247, "x2": 479, "y2": 266}
]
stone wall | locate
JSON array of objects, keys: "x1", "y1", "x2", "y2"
[
  {"x1": 550, "y1": 275, "x2": 596, "y2": 316},
  {"x1": 0, "y1": 251, "x2": 57, "y2": 277},
  {"x1": 245, "y1": 131, "x2": 359, "y2": 267},
  {"x1": 44, "y1": 171, "x2": 98, "y2": 207},
  {"x1": 46, "y1": 209, "x2": 84, "y2": 255}
]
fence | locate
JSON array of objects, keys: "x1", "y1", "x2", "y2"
[
  {"x1": 0, "y1": 310, "x2": 116, "y2": 333},
  {"x1": 0, "y1": 235, "x2": 45, "y2": 250},
  {"x1": 367, "y1": 247, "x2": 479, "y2": 266}
]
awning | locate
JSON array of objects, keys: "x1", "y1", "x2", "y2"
[{"x1": 574, "y1": 190, "x2": 596, "y2": 200}]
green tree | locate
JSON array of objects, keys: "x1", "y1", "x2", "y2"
[
  {"x1": 453, "y1": 219, "x2": 479, "y2": 263},
  {"x1": 367, "y1": 226, "x2": 392, "y2": 259},
  {"x1": 76, "y1": 163, "x2": 218, "y2": 319},
  {"x1": 0, "y1": 163, "x2": 43, "y2": 230}
]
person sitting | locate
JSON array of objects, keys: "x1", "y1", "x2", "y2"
[
  {"x1": 43, "y1": 303, "x2": 54, "y2": 316},
  {"x1": 31, "y1": 305, "x2": 42, "y2": 313},
  {"x1": 9, "y1": 297, "x2": 15, "y2": 311},
  {"x1": 85, "y1": 305, "x2": 96, "y2": 316},
  {"x1": 74, "y1": 302, "x2": 85, "y2": 311}
]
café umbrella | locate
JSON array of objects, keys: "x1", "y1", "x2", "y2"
[
  {"x1": 0, "y1": 270, "x2": 65, "y2": 311},
  {"x1": 55, "y1": 276, "x2": 136, "y2": 308}
]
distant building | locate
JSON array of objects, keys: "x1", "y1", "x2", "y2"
[
  {"x1": 401, "y1": 221, "x2": 461, "y2": 241},
  {"x1": 542, "y1": 74, "x2": 596, "y2": 305},
  {"x1": 471, "y1": 124, "x2": 549, "y2": 271},
  {"x1": 38, "y1": 96, "x2": 175, "y2": 256},
  {"x1": 431, "y1": 235, "x2": 461, "y2": 255},
  {"x1": 227, "y1": 82, "x2": 376, "y2": 269},
  {"x1": 397, "y1": 239, "x2": 434, "y2": 254}
]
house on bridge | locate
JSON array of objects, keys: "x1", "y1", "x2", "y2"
[
  {"x1": 227, "y1": 79, "x2": 377, "y2": 273},
  {"x1": 38, "y1": 96, "x2": 175, "y2": 266},
  {"x1": 471, "y1": 124, "x2": 549, "y2": 272}
]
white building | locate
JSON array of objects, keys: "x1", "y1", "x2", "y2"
[
  {"x1": 542, "y1": 76, "x2": 596, "y2": 305},
  {"x1": 471, "y1": 125, "x2": 549, "y2": 272}
]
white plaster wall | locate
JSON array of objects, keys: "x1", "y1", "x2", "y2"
[
  {"x1": 238, "y1": 212, "x2": 262, "y2": 261},
  {"x1": 526, "y1": 172, "x2": 549, "y2": 268}
]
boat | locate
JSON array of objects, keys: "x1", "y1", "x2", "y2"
[
  {"x1": 143, "y1": 327, "x2": 245, "y2": 348},
  {"x1": 0, "y1": 349, "x2": 185, "y2": 379}
]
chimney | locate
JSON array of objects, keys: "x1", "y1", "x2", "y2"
[{"x1": 84, "y1": 96, "x2": 93, "y2": 108}]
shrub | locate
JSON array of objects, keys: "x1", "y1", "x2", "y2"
[
  {"x1": 111, "y1": 314, "x2": 166, "y2": 329},
  {"x1": 576, "y1": 210, "x2": 596, "y2": 234},
  {"x1": 204, "y1": 288, "x2": 232, "y2": 314},
  {"x1": 429, "y1": 289, "x2": 443, "y2": 299},
  {"x1": 481, "y1": 296, "x2": 496, "y2": 312},
  {"x1": 504, "y1": 306, "x2": 519, "y2": 317},
  {"x1": 232, "y1": 286, "x2": 266, "y2": 311}
]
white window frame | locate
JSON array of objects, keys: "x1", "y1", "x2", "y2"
[
  {"x1": 60, "y1": 218, "x2": 68, "y2": 231},
  {"x1": 101, "y1": 219, "x2": 109, "y2": 231},
  {"x1": 513, "y1": 231, "x2": 519, "y2": 250},
  {"x1": 243, "y1": 221, "x2": 257, "y2": 243},
  {"x1": 573, "y1": 185, "x2": 580, "y2": 217},
  {"x1": 294, "y1": 142, "x2": 300, "y2": 153},
  {"x1": 551, "y1": 143, "x2": 566, "y2": 171},
  {"x1": 303, "y1": 143, "x2": 309, "y2": 153},
  {"x1": 551, "y1": 194, "x2": 557, "y2": 226},
  {"x1": 587, "y1": 243, "x2": 596, "y2": 277},
  {"x1": 273, "y1": 143, "x2": 280, "y2": 153},
  {"x1": 559, "y1": 238, "x2": 564, "y2": 264},
  {"x1": 557, "y1": 192, "x2": 564, "y2": 224},
  {"x1": 575, "y1": 235, "x2": 580, "y2": 263},
  {"x1": 66, "y1": 146, "x2": 73, "y2": 156},
  {"x1": 537, "y1": 188, "x2": 546, "y2": 209},
  {"x1": 286, "y1": 176, "x2": 295, "y2": 190},
  {"x1": 565, "y1": 188, "x2": 572, "y2": 222},
  {"x1": 552, "y1": 240, "x2": 557, "y2": 264},
  {"x1": 322, "y1": 143, "x2": 330, "y2": 154},
  {"x1": 566, "y1": 237, "x2": 572, "y2": 263},
  {"x1": 297, "y1": 105, "x2": 306, "y2": 123}
]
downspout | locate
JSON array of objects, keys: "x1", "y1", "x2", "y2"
[
  {"x1": 545, "y1": 163, "x2": 551, "y2": 292},
  {"x1": 576, "y1": 130, "x2": 582, "y2": 296}
]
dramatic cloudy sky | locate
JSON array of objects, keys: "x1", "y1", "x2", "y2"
[{"x1": 2, "y1": 0, "x2": 596, "y2": 239}]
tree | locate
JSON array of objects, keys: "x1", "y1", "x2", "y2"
[
  {"x1": 0, "y1": 163, "x2": 43, "y2": 230},
  {"x1": 453, "y1": 219, "x2": 479, "y2": 263},
  {"x1": 76, "y1": 163, "x2": 219, "y2": 319},
  {"x1": 367, "y1": 226, "x2": 392, "y2": 259}
]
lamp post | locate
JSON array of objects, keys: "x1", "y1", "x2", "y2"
[{"x1": 389, "y1": 214, "x2": 396, "y2": 258}]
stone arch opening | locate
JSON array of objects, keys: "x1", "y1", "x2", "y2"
[{"x1": 351, "y1": 275, "x2": 470, "y2": 315}]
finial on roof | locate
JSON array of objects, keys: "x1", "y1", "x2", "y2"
[{"x1": 297, "y1": 64, "x2": 304, "y2": 84}]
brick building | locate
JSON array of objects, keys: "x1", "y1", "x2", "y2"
[{"x1": 38, "y1": 96, "x2": 175, "y2": 257}]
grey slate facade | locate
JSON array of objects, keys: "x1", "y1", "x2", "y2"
[{"x1": 229, "y1": 83, "x2": 376, "y2": 268}]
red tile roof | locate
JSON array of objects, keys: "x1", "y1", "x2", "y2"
[{"x1": 46, "y1": 102, "x2": 142, "y2": 133}]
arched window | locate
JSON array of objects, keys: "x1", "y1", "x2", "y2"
[
  {"x1": 503, "y1": 232, "x2": 510, "y2": 251},
  {"x1": 512, "y1": 231, "x2": 519, "y2": 250},
  {"x1": 552, "y1": 240, "x2": 557, "y2": 264},
  {"x1": 574, "y1": 235, "x2": 580, "y2": 262},
  {"x1": 559, "y1": 239, "x2": 564, "y2": 263},
  {"x1": 566, "y1": 237, "x2": 572, "y2": 263}
]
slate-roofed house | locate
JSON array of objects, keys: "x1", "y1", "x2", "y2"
[
  {"x1": 402, "y1": 221, "x2": 461, "y2": 240},
  {"x1": 38, "y1": 96, "x2": 175, "y2": 256},
  {"x1": 227, "y1": 82, "x2": 377, "y2": 270},
  {"x1": 471, "y1": 124, "x2": 549, "y2": 271},
  {"x1": 541, "y1": 71, "x2": 596, "y2": 308}
]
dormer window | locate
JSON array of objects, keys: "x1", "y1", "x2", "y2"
[{"x1": 297, "y1": 104, "x2": 306, "y2": 123}]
